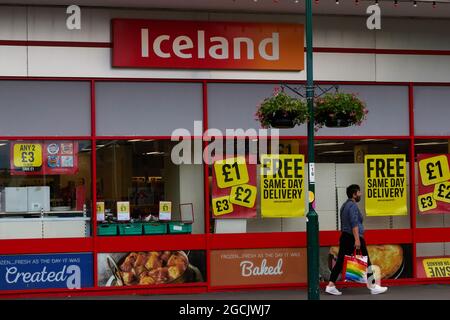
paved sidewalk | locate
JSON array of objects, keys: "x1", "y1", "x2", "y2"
[{"x1": 67, "y1": 284, "x2": 450, "y2": 300}]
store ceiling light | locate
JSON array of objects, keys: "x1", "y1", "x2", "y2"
[
  {"x1": 146, "y1": 151, "x2": 165, "y2": 155},
  {"x1": 360, "y1": 139, "x2": 386, "y2": 142},
  {"x1": 414, "y1": 142, "x2": 448, "y2": 146},
  {"x1": 321, "y1": 150, "x2": 353, "y2": 154},
  {"x1": 128, "y1": 139, "x2": 142, "y2": 142},
  {"x1": 315, "y1": 142, "x2": 345, "y2": 146},
  {"x1": 0, "y1": 143, "x2": 6, "y2": 147}
]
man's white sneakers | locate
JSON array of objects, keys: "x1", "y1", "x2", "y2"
[
  {"x1": 369, "y1": 284, "x2": 388, "y2": 295},
  {"x1": 325, "y1": 285, "x2": 342, "y2": 295},
  {"x1": 325, "y1": 284, "x2": 388, "y2": 296}
]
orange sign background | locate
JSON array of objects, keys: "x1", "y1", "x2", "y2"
[
  {"x1": 113, "y1": 19, "x2": 304, "y2": 71},
  {"x1": 210, "y1": 248, "x2": 307, "y2": 286}
]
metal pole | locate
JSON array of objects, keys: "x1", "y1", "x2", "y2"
[{"x1": 306, "y1": 0, "x2": 320, "y2": 300}]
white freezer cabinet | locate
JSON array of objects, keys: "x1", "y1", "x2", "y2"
[{"x1": 0, "y1": 186, "x2": 50, "y2": 213}]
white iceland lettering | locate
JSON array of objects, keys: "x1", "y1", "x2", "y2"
[{"x1": 140, "y1": 29, "x2": 280, "y2": 61}]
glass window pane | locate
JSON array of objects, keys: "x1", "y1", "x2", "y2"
[
  {"x1": 96, "y1": 140, "x2": 204, "y2": 235},
  {"x1": 207, "y1": 83, "x2": 307, "y2": 136},
  {"x1": 0, "y1": 81, "x2": 91, "y2": 136},
  {"x1": 210, "y1": 138, "x2": 308, "y2": 234},
  {"x1": 96, "y1": 82, "x2": 203, "y2": 137},
  {"x1": 316, "y1": 85, "x2": 409, "y2": 136},
  {"x1": 0, "y1": 140, "x2": 92, "y2": 239},
  {"x1": 414, "y1": 87, "x2": 450, "y2": 136},
  {"x1": 316, "y1": 139, "x2": 411, "y2": 231}
]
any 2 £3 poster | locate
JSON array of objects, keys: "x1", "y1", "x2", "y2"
[
  {"x1": 364, "y1": 154, "x2": 408, "y2": 216},
  {"x1": 10, "y1": 141, "x2": 79, "y2": 176}
]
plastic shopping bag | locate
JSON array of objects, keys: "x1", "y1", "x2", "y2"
[{"x1": 342, "y1": 250, "x2": 368, "y2": 283}]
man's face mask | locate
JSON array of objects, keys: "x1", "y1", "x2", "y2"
[{"x1": 354, "y1": 190, "x2": 361, "y2": 202}]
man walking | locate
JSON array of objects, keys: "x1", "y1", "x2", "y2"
[{"x1": 325, "y1": 184, "x2": 388, "y2": 295}]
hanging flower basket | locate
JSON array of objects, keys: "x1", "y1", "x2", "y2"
[
  {"x1": 255, "y1": 87, "x2": 308, "y2": 129},
  {"x1": 314, "y1": 92, "x2": 368, "y2": 130},
  {"x1": 324, "y1": 112, "x2": 350, "y2": 128}
]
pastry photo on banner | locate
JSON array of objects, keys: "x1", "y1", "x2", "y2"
[
  {"x1": 417, "y1": 154, "x2": 450, "y2": 214},
  {"x1": 319, "y1": 244, "x2": 413, "y2": 282},
  {"x1": 97, "y1": 250, "x2": 206, "y2": 287},
  {"x1": 211, "y1": 155, "x2": 257, "y2": 219}
]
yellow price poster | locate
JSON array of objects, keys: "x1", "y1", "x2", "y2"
[
  {"x1": 214, "y1": 156, "x2": 249, "y2": 189},
  {"x1": 12, "y1": 143, "x2": 42, "y2": 171},
  {"x1": 212, "y1": 196, "x2": 234, "y2": 216},
  {"x1": 260, "y1": 154, "x2": 306, "y2": 218},
  {"x1": 229, "y1": 184, "x2": 257, "y2": 208},
  {"x1": 96, "y1": 202, "x2": 105, "y2": 222},
  {"x1": 419, "y1": 155, "x2": 450, "y2": 186},
  {"x1": 117, "y1": 201, "x2": 130, "y2": 221},
  {"x1": 212, "y1": 156, "x2": 257, "y2": 219},
  {"x1": 417, "y1": 154, "x2": 450, "y2": 214},
  {"x1": 422, "y1": 258, "x2": 450, "y2": 278},
  {"x1": 418, "y1": 193, "x2": 437, "y2": 212},
  {"x1": 159, "y1": 201, "x2": 172, "y2": 221},
  {"x1": 365, "y1": 154, "x2": 407, "y2": 216}
]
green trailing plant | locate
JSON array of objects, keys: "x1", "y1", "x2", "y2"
[
  {"x1": 255, "y1": 87, "x2": 309, "y2": 129},
  {"x1": 314, "y1": 92, "x2": 368, "y2": 130}
]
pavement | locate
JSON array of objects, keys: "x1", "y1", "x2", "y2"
[{"x1": 65, "y1": 284, "x2": 450, "y2": 300}]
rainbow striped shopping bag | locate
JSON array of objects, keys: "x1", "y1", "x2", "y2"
[{"x1": 342, "y1": 250, "x2": 368, "y2": 283}]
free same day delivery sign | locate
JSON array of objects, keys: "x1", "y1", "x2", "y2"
[
  {"x1": 364, "y1": 154, "x2": 408, "y2": 216},
  {"x1": 260, "y1": 155, "x2": 306, "y2": 218}
]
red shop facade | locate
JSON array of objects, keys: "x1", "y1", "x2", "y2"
[{"x1": 0, "y1": 9, "x2": 450, "y2": 298}]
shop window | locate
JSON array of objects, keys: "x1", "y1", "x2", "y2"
[
  {"x1": 315, "y1": 85, "x2": 409, "y2": 137},
  {"x1": 414, "y1": 139, "x2": 450, "y2": 228},
  {"x1": 96, "y1": 140, "x2": 204, "y2": 235},
  {"x1": 0, "y1": 140, "x2": 92, "y2": 240},
  {"x1": 0, "y1": 81, "x2": 91, "y2": 136},
  {"x1": 208, "y1": 84, "x2": 408, "y2": 137},
  {"x1": 315, "y1": 139, "x2": 411, "y2": 231},
  {"x1": 207, "y1": 83, "x2": 307, "y2": 136},
  {"x1": 414, "y1": 86, "x2": 450, "y2": 136},
  {"x1": 95, "y1": 82, "x2": 203, "y2": 136},
  {"x1": 210, "y1": 138, "x2": 308, "y2": 234}
]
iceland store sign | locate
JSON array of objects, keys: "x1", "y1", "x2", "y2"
[{"x1": 0, "y1": 253, "x2": 93, "y2": 290}]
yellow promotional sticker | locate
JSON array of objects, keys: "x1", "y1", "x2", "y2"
[
  {"x1": 214, "y1": 156, "x2": 249, "y2": 189},
  {"x1": 364, "y1": 154, "x2": 408, "y2": 216},
  {"x1": 212, "y1": 196, "x2": 234, "y2": 216},
  {"x1": 433, "y1": 181, "x2": 450, "y2": 204},
  {"x1": 229, "y1": 184, "x2": 257, "y2": 208},
  {"x1": 423, "y1": 258, "x2": 450, "y2": 278},
  {"x1": 418, "y1": 193, "x2": 437, "y2": 212},
  {"x1": 117, "y1": 201, "x2": 130, "y2": 221},
  {"x1": 13, "y1": 143, "x2": 42, "y2": 168},
  {"x1": 96, "y1": 202, "x2": 105, "y2": 222},
  {"x1": 419, "y1": 155, "x2": 450, "y2": 186}
]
